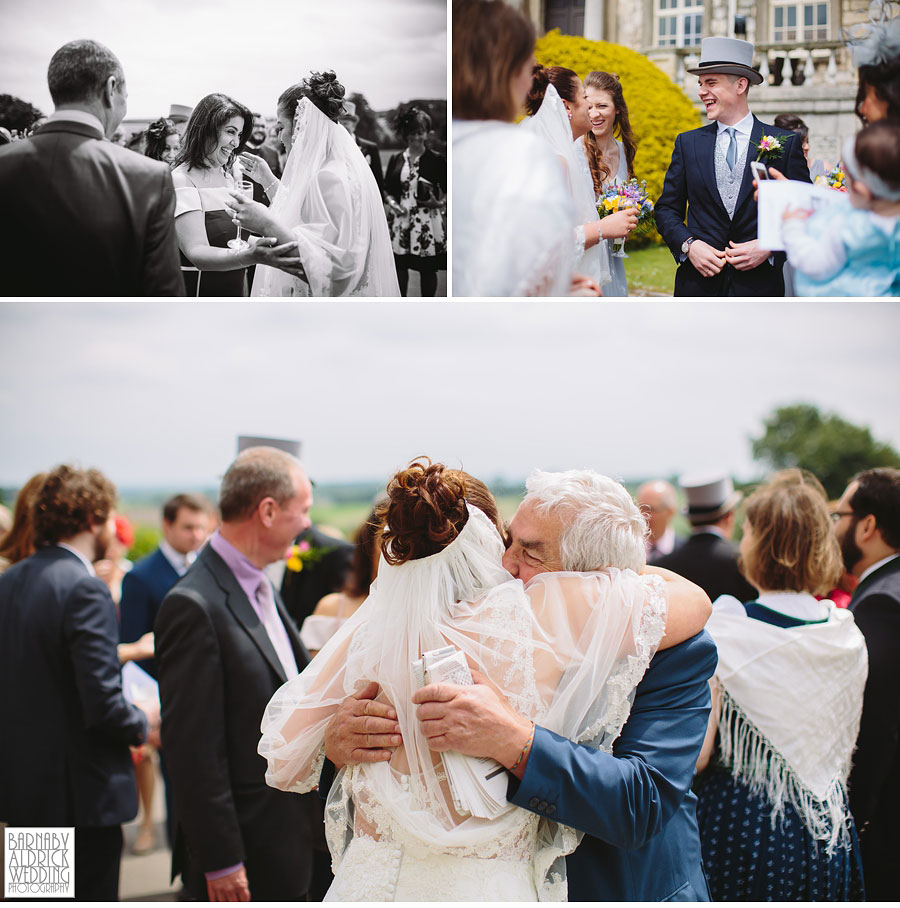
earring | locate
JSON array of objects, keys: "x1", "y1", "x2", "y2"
[{"x1": 568, "y1": 111, "x2": 572, "y2": 120}]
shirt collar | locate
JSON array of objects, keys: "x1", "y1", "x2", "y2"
[
  {"x1": 208, "y1": 530, "x2": 266, "y2": 605},
  {"x1": 158, "y1": 537, "x2": 194, "y2": 576},
  {"x1": 48, "y1": 109, "x2": 106, "y2": 136},
  {"x1": 691, "y1": 524, "x2": 727, "y2": 539},
  {"x1": 56, "y1": 543, "x2": 96, "y2": 576},
  {"x1": 717, "y1": 110, "x2": 754, "y2": 138},
  {"x1": 859, "y1": 552, "x2": 900, "y2": 584}
]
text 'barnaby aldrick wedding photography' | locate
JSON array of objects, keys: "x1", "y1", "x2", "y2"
[{"x1": 4, "y1": 828, "x2": 75, "y2": 898}]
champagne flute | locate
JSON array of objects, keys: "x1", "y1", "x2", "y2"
[
  {"x1": 227, "y1": 180, "x2": 255, "y2": 252},
  {"x1": 612, "y1": 200, "x2": 633, "y2": 258}
]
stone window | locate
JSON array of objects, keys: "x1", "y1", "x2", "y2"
[
  {"x1": 656, "y1": 0, "x2": 704, "y2": 47},
  {"x1": 771, "y1": 0, "x2": 830, "y2": 42}
]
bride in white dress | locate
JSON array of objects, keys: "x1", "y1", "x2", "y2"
[
  {"x1": 227, "y1": 71, "x2": 399, "y2": 297},
  {"x1": 258, "y1": 460, "x2": 709, "y2": 901}
]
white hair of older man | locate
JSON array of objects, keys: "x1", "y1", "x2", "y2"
[{"x1": 524, "y1": 469, "x2": 648, "y2": 573}]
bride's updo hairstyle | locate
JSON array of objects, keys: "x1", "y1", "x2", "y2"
[
  {"x1": 379, "y1": 458, "x2": 503, "y2": 566},
  {"x1": 526, "y1": 65, "x2": 581, "y2": 117},
  {"x1": 278, "y1": 70, "x2": 346, "y2": 124}
]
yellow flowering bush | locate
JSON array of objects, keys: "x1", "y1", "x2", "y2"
[{"x1": 535, "y1": 29, "x2": 702, "y2": 244}]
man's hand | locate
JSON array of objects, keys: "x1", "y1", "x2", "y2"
[
  {"x1": 687, "y1": 239, "x2": 726, "y2": 278},
  {"x1": 135, "y1": 699, "x2": 161, "y2": 749},
  {"x1": 252, "y1": 238, "x2": 308, "y2": 282},
  {"x1": 413, "y1": 671, "x2": 533, "y2": 771},
  {"x1": 324, "y1": 681, "x2": 401, "y2": 769},
  {"x1": 206, "y1": 866, "x2": 250, "y2": 902},
  {"x1": 753, "y1": 165, "x2": 788, "y2": 200},
  {"x1": 725, "y1": 239, "x2": 771, "y2": 271}
]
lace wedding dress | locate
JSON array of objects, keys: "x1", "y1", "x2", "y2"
[
  {"x1": 259, "y1": 506, "x2": 667, "y2": 901},
  {"x1": 251, "y1": 97, "x2": 399, "y2": 297}
]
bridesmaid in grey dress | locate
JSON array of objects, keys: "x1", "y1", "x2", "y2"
[{"x1": 578, "y1": 72, "x2": 639, "y2": 297}]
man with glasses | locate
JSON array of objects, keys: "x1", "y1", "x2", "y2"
[{"x1": 833, "y1": 468, "x2": 900, "y2": 901}]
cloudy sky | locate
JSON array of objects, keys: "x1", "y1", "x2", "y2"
[
  {"x1": 1, "y1": 301, "x2": 897, "y2": 491},
  {"x1": 1, "y1": 0, "x2": 447, "y2": 118}
]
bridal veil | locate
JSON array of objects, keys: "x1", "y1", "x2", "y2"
[
  {"x1": 259, "y1": 505, "x2": 666, "y2": 899},
  {"x1": 252, "y1": 97, "x2": 399, "y2": 297}
]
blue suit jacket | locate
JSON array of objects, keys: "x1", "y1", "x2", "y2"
[
  {"x1": 0, "y1": 546, "x2": 147, "y2": 827},
  {"x1": 509, "y1": 631, "x2": 717, "y2": 901},
  {"x1": 655, "y1": 116, "x2": 810, "y2": 297},
  {"x1": 120, "y1": 546, "x2": 180, "y2": 678}
]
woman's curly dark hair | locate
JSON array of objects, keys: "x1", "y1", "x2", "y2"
[
  {"x1": 143, "y1": 116, "x2": 178, "y2": 163},
  {"x1": 172, "y1": 93, "x2": 252, "y2": 171},
  {"x1": 378, "y1": 458, "x2": 503, "y2": 566},
  {"x1": 278, "y1": 70, "x2": 346, "y2": 124},
  {"x1": 394, "y1": 105, "x2": 432, "y2": 139}
]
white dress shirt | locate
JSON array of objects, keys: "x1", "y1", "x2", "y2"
[{"x1": 716, "y1": 110, "x2": 754, "y2": 164}]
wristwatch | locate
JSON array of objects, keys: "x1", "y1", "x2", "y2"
[{"x1": 681, "y1": 236, "x2": 696, "y2": 254}]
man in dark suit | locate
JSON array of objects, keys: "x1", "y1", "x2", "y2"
[
  {"x1": 0, "y1": 39, "x2": 184, "y2": 296},
  {"x1": 339, "y1": 100, "x2": 385, "y2": 196},
  {"x1": 280, "y1": 524, "x2": 354, "y2": 630},
  {"x1": 326, "y1": 470, "x2": 715, "y2": 900},
  {"x1": 155, "y1": 447, "x2": 320, "y2": 901},
  {"x1": 656, "y1": 37, "x2": 810, "y2": 297},
  {"x1": 835, "y1": 468, "x2": 900, "y2": 901},
  {"x1": 638, "y1": 479, "x2": 682, "y2": 562},
  {"x1": 0, "y1": 465, "x2": 158, "y2": 900},
  {"x1": 654, "y1": 473, "x2": 758, "y2": 603},
  {"x1": 120, "y1": 492, "x2": 214, "y2": 678}
]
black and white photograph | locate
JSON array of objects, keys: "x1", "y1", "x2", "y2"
[{"x1": 0, "y1": 0, "x2": 447, "y2": 297}]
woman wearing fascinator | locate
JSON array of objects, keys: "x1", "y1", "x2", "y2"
[
  {"x1": 143, "y1": 117, "x2": 180, "y2": 166},
  {"x1": 845, "y1": 0, "x2": 900, "y2": 123},
  {"x1": 384, "y1": 107, "x2": 446, "y2": 297},
  {"x1": 228, "y1": 71, "x2": 400, "y2": 297}
]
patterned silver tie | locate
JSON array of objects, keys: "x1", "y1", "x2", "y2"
[{"x1": 725, "y1": 127, "x2": 737, "y2": 172}]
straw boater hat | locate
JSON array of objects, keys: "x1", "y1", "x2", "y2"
[
  {"x1": 679, "y1": 473, "x2": 744, "y2": 524},
  {"x1": 168, "y1": 104, "x2": 193, "y2": 123},
  {"x1": 686, "y1": 37, "x2": 764, "y2": 85}
]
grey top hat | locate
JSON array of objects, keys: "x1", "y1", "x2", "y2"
[
  {"x1": 686, "y1": 37, "x2": 764, "y2": 85},
  {"x1": 168, "y1": 103, "x2": 193, "y2": 122},
  {"x1": 679, "y1": 473, "x2": 743, "y2": 523}
]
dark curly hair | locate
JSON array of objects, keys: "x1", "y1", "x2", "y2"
[
  {"x1": 278, "y1": 70, "x2": 346, "y2": 125},
  {"x1": 394, "y1": 106, "x2": 432, "y2": 139},
  {"x1": 379, "y1": 458, "x2": 503, "y2": 566},
  {"x1": 526, "y1": 64, "x2": 581, "y2": 117},
  {"x1": 143, "y1": 116, "x2": 178, "y2": 163},
  {"x1": 32, "y1": 465, "x2": 117, "y2": 548},
  {"x1": 172, "y1": 93, "x2": 252, "y2": 171}
]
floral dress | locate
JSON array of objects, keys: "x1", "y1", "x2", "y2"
[{"x1": 389, "y1": 150, "x2": 446, "y2": 266}]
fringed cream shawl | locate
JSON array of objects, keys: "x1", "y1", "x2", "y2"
[{"x1": 707, "y1": 599, "x2": 868, "y2": 853}]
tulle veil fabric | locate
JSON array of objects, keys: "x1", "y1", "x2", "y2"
[
  {"x1": 251, "y1": 97, "x2": 399, "y2": 297},
  {"x1": 259, "y1": 504, "x2": 667, "y2": 899},
  {"x1": 521, "y1": 83, "x2": 611, "y2": 288}
]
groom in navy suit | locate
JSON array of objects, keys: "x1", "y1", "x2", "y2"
[
  {"x1": 656, "y1": 37, "x2": 810, "y2": 297},
  {"x1": 326, "y1": 470, "x2": 716, "y2": 900}
]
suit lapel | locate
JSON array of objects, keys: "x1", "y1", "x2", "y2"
[
  {"x1": 850, "y1": 556, "x2": 900, "y2": 607},
  {"x1": 694, "y1": 124, "x2": 728, "y2": 217},
  {"x1": 734, "y1": 116, "x2": 764, "y2": 215},
  {"x1": 276, "y1": 588, "x2": 311, "y2": 671},
  {"x1": 200, "y1": 547, "x2": 288, "y2": 684}
]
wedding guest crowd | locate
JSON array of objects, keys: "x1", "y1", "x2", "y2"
[{"x1": 1, "y1": 454, "x2": 898, "y2": 900}]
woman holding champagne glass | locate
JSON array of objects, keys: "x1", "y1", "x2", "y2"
[{"x1": 171, "y1": 93, "x2": 298, "y2": 296}]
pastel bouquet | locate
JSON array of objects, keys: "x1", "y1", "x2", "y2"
[
  {"x1": 596, "y1": 179, "x2": 655, "y2": 257},
  {"x1": 814, "y1": 164, "x2": 848, "y2": 192}
]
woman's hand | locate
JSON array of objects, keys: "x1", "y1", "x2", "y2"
[
  {"x1": 238, "y1": 151, "x2": 275, "y2": 188},
  {"x1": 782, "y1": 204, "x2": 812, "y2": 221},
  {"x1": 227, "y1": 191, "x2": 276, "y2": 236},
  {"x1": 385, "y1": 196, "x2": 406, "y2": 217},
  {"x1": 600, "y1": 207, "x2": 639, "y2": 240}
]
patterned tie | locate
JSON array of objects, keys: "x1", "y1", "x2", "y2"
[
  {"x1": 725, "y1": 127, "x2": 737, "y2": 172},
  {"x1": 256, "y1": 577, "x2": 299, "y2": 679}
]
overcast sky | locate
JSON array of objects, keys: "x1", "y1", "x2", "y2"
[
  {"x1": 1, "y1": 301, "x2": 897, "y2": 492},
  {"x1": 1, "y1": 0, "x2": 447, "y2": 118}
]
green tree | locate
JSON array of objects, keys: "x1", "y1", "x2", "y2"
[{"x1": 750, "y1": 404, "x2": 900, "y2": 499}]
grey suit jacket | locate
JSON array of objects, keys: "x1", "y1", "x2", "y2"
[{"x1": 0, "y1": 119, "x2": 184, "y2": 295}]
